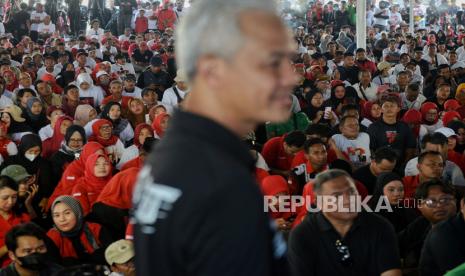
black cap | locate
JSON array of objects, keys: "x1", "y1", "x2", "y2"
[
  {"x1": 124, "y1": 74, "x2": 136, "y2": 81},
  {"x1": 150, "y1": 56, "x2": 163, "y2": 67}
]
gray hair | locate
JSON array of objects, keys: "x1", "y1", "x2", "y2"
[
  {"x1": 175, "y1": 0, "x2": 278, "y2": 82},
  {"x1": 313, "y1": 169, "x2": 352, "y2": 193}
]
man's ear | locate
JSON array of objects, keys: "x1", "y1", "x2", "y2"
[{"x1": 8, "y1": 251, "x2": 16, "y2": 263}]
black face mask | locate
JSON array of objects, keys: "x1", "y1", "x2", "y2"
[{"x1": 17, "y1": 252, "x2": 48, "y2": 271}]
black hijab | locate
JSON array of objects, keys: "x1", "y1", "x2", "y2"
[
  {"x1": 100, "y1": 102, "x2": 129, "y2": 136},
  {"x1": 1, "y1": 112, "x2": 33, "y2": 134},
  {"x1": 304, "y1": 90, "x2": 325, "y2": 120}
]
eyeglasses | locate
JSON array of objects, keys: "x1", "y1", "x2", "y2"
[
  {"x1": 423, "y1": 196, "x2": 455, "y2": 208},
  {"x1": 335, "y1": 239, "x2": 352, "y2": 266}
]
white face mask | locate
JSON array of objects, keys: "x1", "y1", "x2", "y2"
[{"x1": 25, "y1": 153, "x2": 38, "y2": 162}]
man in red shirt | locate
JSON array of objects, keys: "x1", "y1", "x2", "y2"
[
  {"x1": 403, "y1": 151, "x2": 444, "y2": 199},
  {"x1": 261, "y1": 131, "x2": 306, "y2": 177},
  {"x1": 157, "y1": 0, "x2": 177, "y2": 32}
]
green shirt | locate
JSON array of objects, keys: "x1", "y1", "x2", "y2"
[
  {"x1": 445, "y1": 262, "x2": 465, "y2": 276},
  {"x1": 266, "y1": 112, "x2": 310, "y2": 139}
]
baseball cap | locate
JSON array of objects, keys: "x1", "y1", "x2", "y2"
[
  {"x1": 435, "y1": 127, "x2": 457, "y2": 138},
  {"x1": 377, "y1": 61, "x2": 391, "y2": 71},
  {"x1": 174, "y1": 69, "x2": 188, "y2": 83},
  {"x1": 1, "y1": 165, "x2": 31, "y2": 183},
  {"x1": 105, "y1": 240, "x2": 134, "y2": 266},
  {"x1": 96, "y1": 71, "x2": 109, "y2": 79},
  {"x1": 150, "y1": 56, "x2": 163, "y2": 67}
]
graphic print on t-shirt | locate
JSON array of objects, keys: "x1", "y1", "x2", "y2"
[
  {"x1": 386, "y1": 131, "x2": 397, "y2": 144},
  {"x1": 347, "y1": 147, "x2": 367, "y2": 164}
]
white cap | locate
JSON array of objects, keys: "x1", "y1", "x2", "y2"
[
  {"x1": 435, "y1": 127, "x2": 457, "y2": 138},
  {"x1": 451, "y1": 61, "x2": 465, "y2": 70},
  {"x1": 96, "y1": 71, "x2": 108, "y2": 79}
]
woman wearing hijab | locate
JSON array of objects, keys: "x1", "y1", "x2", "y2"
[
  {"x1": 98, "y1": 102, "x2": 134, "y2": 144},
  {"x1": 49, "y1": 125, "x2": 86, "y2": 192},
  {"x1": 448, "y1": 120, "x2": 465, "y2": 154},
  {"x1": 56, "y1": 63, "x2": 76, "y2": 88},
  {"x1": 75, "y1": 73, "x2": 104, "y2": 108},
  {"x1": 47, "y1": 142, "x2": 105, "y2": 211},
  {"x1": 402, "y1": 109, "x2": 422, "y2": 141},
  {"x1": 260, "y1": 175, "x2": 294, "y2": 234},
  {"x1": 42, "y1": 116, "x2": 73, "y2": 159},
  {"x1": 74, "y1": 104, "x2": 97, "y2": 127},
  {"x1": 118, "y1": 123, "x2": 153, "y2": 169},
  {"x1": 0, "y1": 134, "x2": 53, "y2": 217},
  {"x1": 126, "y1": 98, "x2": 147, "y2": 129},
  {"x1": 0, "y1": 105, "x2": 33, "y2": 143},
  {"x1": 2, "y1": 70, "x2": 18, "y2": 98},
  {"x1": 23, "y1": 97, "x2": 49, "y2": 133},
  {"x1": 361, "y1": 101, "x2": 382, "y2": 128},
  {"x1": 419, "y1": 102, "x2": 443, "y2": 142},
  {"x1": 369, "y1": 172, "x2": 417, "y2": 233},
  {"x1": 0, "y1": 176, "x2": 34, "y2": 268},
  {"x1": 324, "y1": 84, "x2": 346, "y2": 116},
  {"x1": 72, "y1": 153, "x2": 113, "y2": 215},
  {"x1": 47, "y1": 196, "x2": 112, "y2": 266},
  {"x1": 88, "y1": 119, "x2": 125, "y2": 164},
  {"x1": 152, "y1": 113, "x2": 170, "y2": 138},
  {"x1": 93, "y1": 167, "x2": 139, "y2": 240},
  {"x1": 61, "y1": 85, "x2": 80, "y2": 118},
  {"x1": 442, "y1": 111, "x2": 462, "y2": 127},
  {"x1": 303, "y1": 90, "x2": 337, "y2": 126}
]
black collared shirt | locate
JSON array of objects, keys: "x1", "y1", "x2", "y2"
[
  {"x1": 288, "y1": 212, "x2": 401, "y2": 276},
  {"x1": 419, "y1": 213, "x2": 465, "y2": 276},
  {"x1": 133, "y1": 111, "x2": 287, "y2": 276}
]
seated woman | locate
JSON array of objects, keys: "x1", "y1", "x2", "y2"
[
  {"x1": 260, "y1": 175, "x2": 294, "y2": 235},
  {"x1": 126, "y1": 98, "x2": 147, "y2": 129},
  {"x1": 48, "y1": 196, "x2": 113, "y2": 266},
  {"x1": 152, "y1": 113, "x2": 170, "y2": 139},
  {"x1": 117, "y1": 123, "x2": 153, "y2": 169},
  {"x1": 93, "y1": 167, "x2": 139, "y2": 240},
  {"x1": 1, "y1": 105, "x2": 33, "y2": 143},
  {"x1": 0, "y1": 176, "x2": 34, "y2": 268},
  {"x1": 85, "y1": 102, "x2": 134, "y2": 145},
  {"x1": 72, "y1": 153, "x2": 113, "y2": 215},
  {"x1": 46, "y1": 142, "x2": 105, "y2": 212},
  {"x1": 23, "y1": 97, "x2": 49, "y2": 134},
  {"x1": 0, "y1": 122, "x2": 18, "y2": 160},
  {"x1": 368, "y1": 172, "x2": 418, "y2": 233},
  {"x1": 74, "y1": 104, "x2": 97, "y2": 127},
  {"x1": 0, "y1": 134, "x2": 53, "y2": 216},
  {"x1": 88, "y1": 119, "x2": 125, "y2": 164},
  {"x1": 49, "y1": 125, "x2": 86, "y2": 181},
  {"x1": 42, "y1": 116, "x2": 73, "y2": 159}
]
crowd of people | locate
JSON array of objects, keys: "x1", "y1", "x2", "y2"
[{"x1": 0, "y1": 0, "x2": 461, "y2": 275}]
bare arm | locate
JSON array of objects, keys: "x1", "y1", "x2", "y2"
[{"x1": 381, "y1": 269, "x2": 402, "y2": 276}]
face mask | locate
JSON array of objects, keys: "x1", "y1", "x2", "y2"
[
  {"x1": 25, "y1": 153, "x2": 38, "y2": 162},
  {"x1": 17, "y1": 253, "x2": 48, "y2": 271}
]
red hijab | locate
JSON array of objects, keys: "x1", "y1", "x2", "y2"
[
  {"x1": 96, "y1": 167, "x2": 139, "y2": 210},
  {"x1": 134, "y1": 123, "x2": 153, "y2": 147},
  {"x1": 2, "y1": 70, "x2": 18, "y2": 91},
  {"x1": 442, "y1": 111, "x2": 462, "y2": 127},
  {"x1": 46, "y1": 142, "x2": 106, "y2": 211},
  {"x1": 260, "y1": 175, "x2": 292, "y2": 220},
  {"x1": 88, "y1": 119, "x2": 119, "y2": 147},
  {"x1": 41, "y1": 73, "x2": 63, "y2": 94},
  {"x1": 444, "y1": 99, "x2": 461, "y2": 111},
  {"x1": 152, "y1": 113, "x2": 170, "y2": 138},
  {"x1": 420, "y1": 102, "x2": 439, "y2": 124},
  {"x1": 402, "y1": 109, "x2": 422, "y2": 138},
  {"x1": 83, "y1": 153, "x2": 113, "y2": 189},
  {"x1": 362, "y1": 101, "x2": 379, "y2": 122},
  {"x1": 42, "y1": 115, "x2": 73, "y2": 158}
]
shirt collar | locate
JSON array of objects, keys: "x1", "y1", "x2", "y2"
[
  {"x1": 167, "y1": 110, "x2": 256, "y2": 171},
  {"x1": 315, "y1": 211, "x2": 363, "y2": 234}
]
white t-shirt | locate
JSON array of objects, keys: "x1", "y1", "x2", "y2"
[
  {"x1": 4, "y1": 141, "x2": 18, "y2": 156},
  {"x1": 331, "y1": 132, "x2": 371, "y2": 169},
  {"x1": 0, "y1": 94, "x2": 13, "y2": 110},
  {"x1": 146, "y1": 9, "x2": 157, "y2": 30},
  {"x1": 352, "y1": 82, "x2": 379, "y2": 102},
  {"x1": 111, "y1": 63, "x2": 136, "y2": 76},
  {"x1": 79, "y1": 86, "x2": 105, "y2": 107},
  {"x1": 30, "y1": 11, "x2": 47, "y2": 31},
  {"x1": 37, "y1": 66, "x2": 61, "y2": 80},
  {"x1": 122, "y1": 87, "x2": 142, "y2": 98},
  {"x1": 161, "y1": 86, "x2": 189, "y2": 107},
  {"x1": 373, "y1": 8, "x2": 390, "y2": 26},
  {"x1": 389, "y1": 12, "x2": 402, "y2": 27},
  {"x1": 37, "y1": 22, "x2": 55, "y2": 34}
]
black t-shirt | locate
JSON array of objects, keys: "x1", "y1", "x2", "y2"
[
  {"x1": 398, "y1": 216, "x2": 431, "y2": 269},
  {"x1": 133, "y1": 111, "x2": 288, "y2": 276},
  {"x1": 12, "y1": 10, "x2": 30, "y2": 31},
  {"x1": 419, "y1": 214, "x2": 465, "y2": 276},
  {"x1": 367, "y1": 119, "x2": 416, "y2": 164},
  {"x1": 353, "y1": 164, "x2": 377, "y2": 194},
  {"x1": 132, "y1": 49, "x2": 153, "y2": 64},
  {"x1": 288, "y1": 212, "x2": 401, "y2": 276}
]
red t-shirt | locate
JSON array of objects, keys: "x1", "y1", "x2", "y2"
[
  {"x1": 47, "y1": 222, "x2": 102, "y2": 259},
  {"x1": 261, "y1": 136, "x2": 294, "y2": 171},
  {"x1": 0, "y1": 213, "x2": 30, "y2": 268},
  {"x1": 403, "y1": 175, "x2": 421, "y2": 199}
]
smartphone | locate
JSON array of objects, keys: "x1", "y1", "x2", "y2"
[{"x1": 324, "y1": 107, "x2": 332, "y2": 119}]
